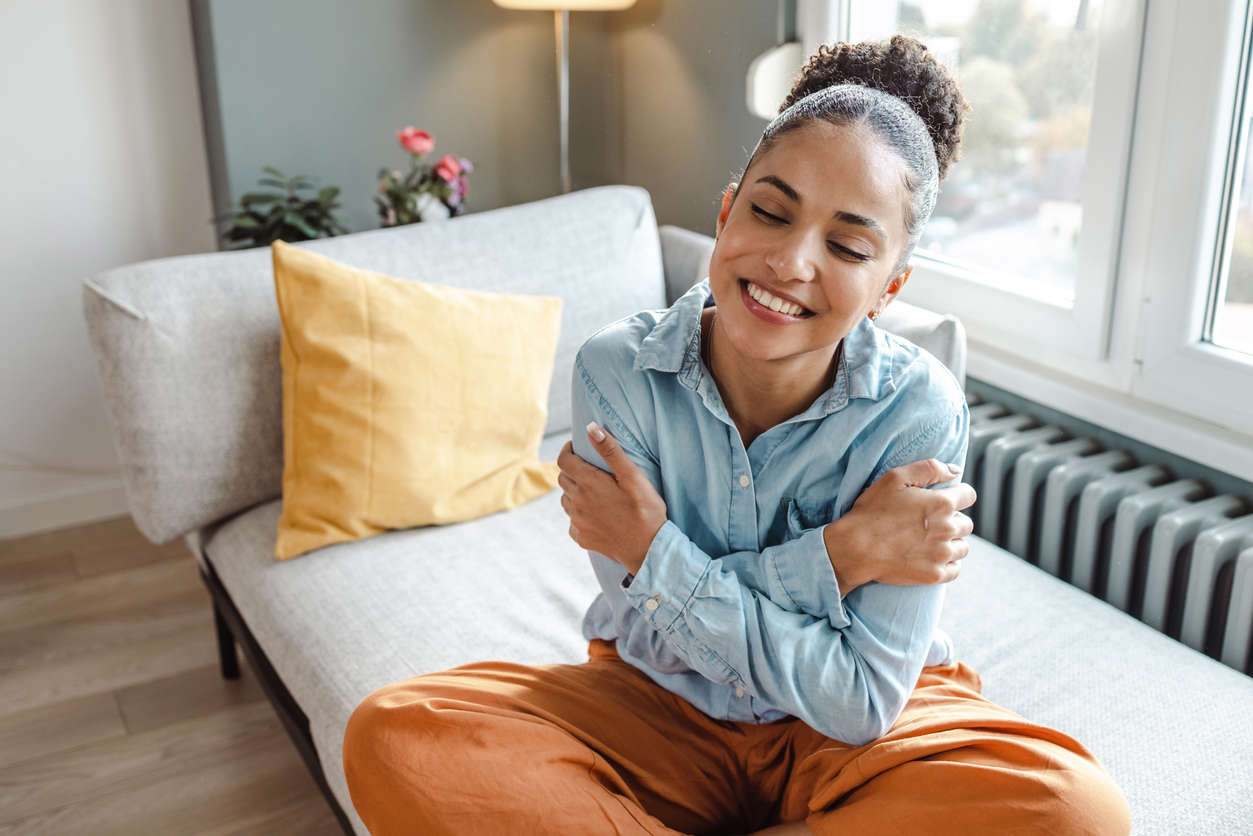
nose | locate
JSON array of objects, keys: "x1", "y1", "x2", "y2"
[{"x1": 763, "y1": 227, "x2": 820, "y2": 283}]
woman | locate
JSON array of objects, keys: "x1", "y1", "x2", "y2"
[{"x1": 343, "y1": 36, "x2": 1132, "y2": 835}]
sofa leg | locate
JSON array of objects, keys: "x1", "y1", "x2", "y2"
[{"x1": 214, "y1": 601, "x2": 241, "y2": 680}]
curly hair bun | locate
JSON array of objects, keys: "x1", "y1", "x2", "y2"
[{"x1": 782, "y1": 35, "x2": 969, "y2": 181}]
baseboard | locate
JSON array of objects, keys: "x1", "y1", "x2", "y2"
[{"x1": 0, "y1": 479, "x2": 130, "y2": 539}]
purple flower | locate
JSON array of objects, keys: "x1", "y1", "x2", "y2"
[{"x1": 457, "y1": 156, "x2": 473, "y2": 173}]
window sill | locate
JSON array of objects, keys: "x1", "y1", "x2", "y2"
[{"x1": 966, "y1": 339, "x2": 1253, "y2": 485}]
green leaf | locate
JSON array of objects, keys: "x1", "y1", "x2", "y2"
[
  {"x1": 318, "y1": 186, "x2": 340, "y2": 204},
  {"x1": 286, "y1": 212, "x2": 318, "y2": 238},
  {"x1": 257, "y1": 177, "x2": 287, "y2": 189},
  {"x1": 262, "y1": 166, "x2": 287, "y2": 179},
  {"x1": 231, "y1": 215, "x2": 262, "y2": 230}
]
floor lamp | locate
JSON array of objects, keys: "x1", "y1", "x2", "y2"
[{"x1": 493, "y1": 0, "x2": 636, "y2": 194}]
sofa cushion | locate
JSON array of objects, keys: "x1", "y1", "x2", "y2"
[
  {"x1": 269, "y1": 240, "x2": 564, "y2": 560},
  {"x1": 83, "y1": 185, "x2": 666, "y2": 546},
  {"x1": 200, "y1": 430, "x2": 1253, "y2": 836}
]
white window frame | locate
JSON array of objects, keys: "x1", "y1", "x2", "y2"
[
  {"x1": 841, "y1": 0, "x2": 1143, "y2": 363},
  {"x1": 1129, "y1": 0, "x2": 1253, "y2": 433},
  {"x1": 824, "y1": 0, "x2": 1253, "y2": 482}
]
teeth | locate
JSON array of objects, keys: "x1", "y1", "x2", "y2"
[{"x1": 747, "y1": 281, "x2": 808, "y2": 317}]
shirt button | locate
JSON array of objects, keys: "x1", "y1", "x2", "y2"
[
  {"x1": 645, "y1": 598, "x2": 659, "y2": 611},
  {"x1": 739, "y1": 473, "x2": 750, "y2": 488},
  {"x1": 735, "y1": 685, "x2": 745, "y2": 698}
]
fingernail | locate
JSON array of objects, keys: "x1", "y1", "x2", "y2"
[
  {"x1": 586, "y1": 421, "x2": 606, "y2": 442},
  {"x1": 947, "y1": 463, "x2": 962, "y2": 475}
]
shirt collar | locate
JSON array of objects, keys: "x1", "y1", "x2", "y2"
[{"x1": 633, "y1": 277, "x2": 897, "y2": 412}]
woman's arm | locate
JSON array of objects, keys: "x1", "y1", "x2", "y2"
[
  {"x1": 563, "y1": 360, "x2": 973, "y2": 628},
  {"x1": 564, "y1": 355, "x2": 858, "y2": 627},
  {"x1": 569, "y1": 354, "x2": 970, "y2": 745}
]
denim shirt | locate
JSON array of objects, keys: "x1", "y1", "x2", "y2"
[{"x1": 570, "y1": 277, "x2": 970, "y2": 746}]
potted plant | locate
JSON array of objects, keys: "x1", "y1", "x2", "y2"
[
  {"x1": 215, "y1": 167, "x2": 349, "y2": 250},
  {"x1": 375, "y1": 127, "x2": 473, "y2": 226}
]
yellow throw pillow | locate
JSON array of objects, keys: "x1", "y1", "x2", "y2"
[{"x1": 271, "y1": 239, "x2": 563, "y2": 560}]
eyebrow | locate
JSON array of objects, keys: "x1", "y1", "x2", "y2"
[{"x1": 754, "y1": 174, "x2": 887, "y2": 243}]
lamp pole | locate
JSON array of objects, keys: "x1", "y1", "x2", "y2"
[
  {"x1": 555, "y1": 9, "x2": 570, "y2": 193},
  {"x1": 493, "y1": 0, "x2": 636, "y2": 195}
]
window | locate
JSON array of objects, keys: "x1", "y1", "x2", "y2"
[
  {"x1": 841, "y1": 0, "x2": 1141, "y2": 363},
  {"x1": 864, "y1": 1, "x2": 1101, "y2": 308},
  {"x1": 822, "y1": 0, "x2": 1253, "y2": 478},
  {"x1": 1213, "y1": 47, "x2": 1253, "y2": 359},
  {"x1": 1129, "y1": 0, "x2": 1253, "y2": 437}
]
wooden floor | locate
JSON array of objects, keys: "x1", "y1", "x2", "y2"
[{"x1": 0, "y1": 514, "x2": 344, "y2": 835}]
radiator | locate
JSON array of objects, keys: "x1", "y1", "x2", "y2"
[{"x1": 965, "y1": 392, "x2": 1253, "y2": 676}]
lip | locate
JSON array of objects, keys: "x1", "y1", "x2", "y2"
[{"x1": 739, "y1": 279, "x2": 815, "y2": 324}]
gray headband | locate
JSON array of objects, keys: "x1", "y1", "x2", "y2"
[{"x1": 748, "y1": 83, "x2": 941, "y2": 273}]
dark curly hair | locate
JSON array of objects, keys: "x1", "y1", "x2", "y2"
[
  {"x1": 781, "y1": 35, "x2": 968, "y2": 181},
  {"x1": 734, "y1": 35, "x2": 970, "y2": 274}
]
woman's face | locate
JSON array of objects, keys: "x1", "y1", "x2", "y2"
[{"x1": 710, "y1": 119, "x2": 913, "y2": 363}]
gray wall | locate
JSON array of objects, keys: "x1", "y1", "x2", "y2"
[
  {"x1": 192, "y1": 0, "x2": 616, "y2": 238},
  {"x1": 191, "y1": 0, "x2": 778, "y2": 243},
  {"x1": 606, "y1": 0, "x2": 779, "y2": 236}
]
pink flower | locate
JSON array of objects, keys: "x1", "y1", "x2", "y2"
[
  {"x1": 456, "y1": 176, "x2": 468, "y2": 198},
  {"x1": 434, "y1": 153, "x2": 462, "y2": 183},
  {"x1": 385, "y1": 207, "x2": 397, "y2": 226},
  {"x1": 397, "y1": 127, "x2": 434, "y2": 156}
]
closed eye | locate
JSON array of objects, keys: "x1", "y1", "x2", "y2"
[
  {"x1": 750, "y1": 203, "x2": 870, "y2": 262},
  {"x1": 750, "y1": 203, "x2": 783, "y2": 223}
]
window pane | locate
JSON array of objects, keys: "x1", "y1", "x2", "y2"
[
  {"x1": 854, "y1": 0, "x2": 1103, "y2": 304},
  {"x1": 1215, "y1": 66, "x2": 1253, "y2": 357}
]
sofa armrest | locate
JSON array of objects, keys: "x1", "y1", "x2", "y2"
[{"x1": 659, "y1": 224, "x2": 715, "y2": 306}]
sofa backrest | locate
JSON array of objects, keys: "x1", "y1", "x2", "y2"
[{"x1": 82, "y1": 185, "x2": 666, "y2": 546}]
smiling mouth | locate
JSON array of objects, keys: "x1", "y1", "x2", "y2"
[{"x1": 739, "y1": 279, "x2": 816, "y2": 318}]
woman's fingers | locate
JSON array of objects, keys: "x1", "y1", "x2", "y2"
[
  {"x1": 929, "y1": 510, "x2": 973, "y2": 539},
  {"x1": 932, "y1": 482, "x2": 977, "y2": 512}
]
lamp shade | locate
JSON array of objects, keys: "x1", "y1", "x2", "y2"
[{"x1": 493, "y1": 0, "x2": 635, "y2": 9}]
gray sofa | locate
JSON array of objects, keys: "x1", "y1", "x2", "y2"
[{"x1": 82, "y1": 185, "x2": 1253, "y2": 835}]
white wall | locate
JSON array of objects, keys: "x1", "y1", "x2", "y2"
[{"x1": 0, "y1": 0, "x2": 216, "y2": 536}]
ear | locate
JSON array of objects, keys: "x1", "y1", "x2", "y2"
[
  {"x1": 872, "y1": 267, "x2": 911, "y2": 318},
  {"x1": 715, "y1": 182, "x2": 738, "y2": 239}
]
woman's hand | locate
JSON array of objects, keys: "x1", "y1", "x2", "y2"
[
  {"x1": 556, "y1": 422, "x2": 667, "y2": 575},
  {"x1": 825, "y1": 459, "x2": 977, "y2": 592}
]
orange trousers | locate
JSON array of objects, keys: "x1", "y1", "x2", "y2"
[{"x1": 342, "y1": 638, "x2": 1131, "y2": 835}]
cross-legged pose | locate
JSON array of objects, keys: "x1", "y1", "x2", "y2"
[{"x1": 343, "y1": 35, "x2": 1132, "y2": 836}]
